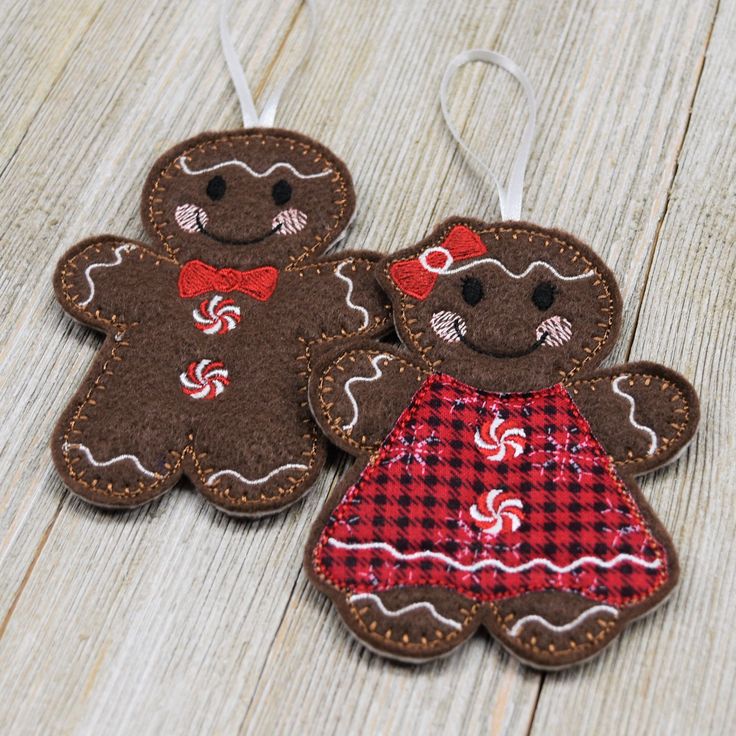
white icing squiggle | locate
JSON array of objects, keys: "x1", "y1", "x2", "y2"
[
  {"x1": 207, "y1": 463, "x2": 308, "y2": 486},
  {"x1": 79, "y1": 244, "x2": 137, "y2": 307},
  {"x1": 508, "y1": 605, "x2": 619, "y2": 637},
  {"x1": 327, "y1": 539, "x2": 662, "y2": 574},
  {"x1": 341, "y1": 354, "x2": 395, "y2": 431},
  {"x1": 418, "y1": 245, "x2": 595, "y2": 282},
  {"x1": 335, "y1": 261, "x2": 370, "y2": 329},
  {"x1": 63, "y1": 442, "x2": 160, "y2": 478},
  {"x1": 611, "y1": 375, "x2": 658, "y2": 455},
  {"x1": 349, "y1": 593, "x2": 462, "y2": 631},
  {"x1": 179, "y1": 156, "x2": 332, "y2": 180}
]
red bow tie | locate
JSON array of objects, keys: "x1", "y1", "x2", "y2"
[
  {"x1": 388, "y1": 225, "x2": 488, "y2": 300},
  {"x1": 178, "y1": 260, "x2": 279, "y2": 301}
]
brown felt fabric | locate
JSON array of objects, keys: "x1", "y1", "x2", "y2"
[
  {"x1": 306, "y1": 216, "x2": 700, "y2": 668},
  {"x1": 51, "y1": 128, "x2": 391, "y2": 516},
  {"x1": 377, "y1": 217, "x2": 623, "y2": 393},
  {"x1": 307, "y1": 340, "x2": 428, "y2": 456}
]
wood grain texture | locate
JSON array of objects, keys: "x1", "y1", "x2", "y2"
[{"x1": 0, "y1": 0, "x2": 731, "y2": 733}]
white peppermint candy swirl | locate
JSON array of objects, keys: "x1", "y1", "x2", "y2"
[
  {"x1": 180, "y1": 359, "x2": 229, "y2": 400},
  {"x1": 470, "y1": 489, "x2": 525, "y2": 536},
  {"x1": 273, "y1": 207, "x2": 308, "y2": 235},
  {"x1": 192, "y1": 295, "x2": 241, "y2": 335},
  {"x1": 474, "y1": 415, "x2": 527, "y2": 461}
]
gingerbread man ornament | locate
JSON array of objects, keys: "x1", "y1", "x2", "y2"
[
  {"x1": 304, "y1": 53, "x2": 700, "y2": 668},
  {"x1": 51, "y1": 5, "x2": 391, "y2": 516},
  {"x1": 52, "y1": 129, "x2": 390, "y2": 515}
]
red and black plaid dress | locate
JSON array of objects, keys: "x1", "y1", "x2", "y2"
[{"x1": 313, "y1": 373, "x2": 669, "y2": 608}]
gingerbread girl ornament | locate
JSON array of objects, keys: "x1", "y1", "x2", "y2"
[
  {"x1": 51, "y1": 1, "x2": 390, "y2": 516},
  {"x1": 306, "y1": 51, "x2": 699, "y2": 668}
]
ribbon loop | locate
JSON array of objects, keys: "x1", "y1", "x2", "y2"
[
  {"x1": 219, "y1": 0, "x2": 317, "y2": 128},
  {"x1": 440, "y1": 50, "x2": 537, "y2": 221}
]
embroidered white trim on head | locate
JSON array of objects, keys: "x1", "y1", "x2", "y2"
[
  {"x1": 178, "y1": 156, "x2": 332, "y2": 180},
  {"x1": 417, "y1": 250, "x2": 596, "y2": 282},
  {"x1": 335, "y1": 261, "x2": 370, "y2": 329},
  {"x1": 79, "y1": 244, "x2": 137, "y2": 307}
]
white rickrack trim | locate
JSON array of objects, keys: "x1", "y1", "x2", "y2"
[
  {"x1": 79, "y1": 244, "x2": 137, "y2": 307},
  {"x1": 206, "y1": 463, "x2": 309, "y2": 486},
  {"x1": 341, "y1": 354, "x2": 395, "y2": 431},
  {"x1": 334, "y1": 261, "x2": 370, "y2": 329},
  {"x1": 611, "y1": 375, "x2": 658, "y2": 455},
  {"x1": 63, "y1": 442, "x2": 161, "y2": 479},
  {"x1": 418, "y1": 245, "x2": 594, "y2": 281},
  {"x1": 327, "y1": 539, "x2": 662, "y2": 574},
  {"x1": 178, "y1": 156, "x2": 331, "y2": 180},
  {"x1": 349, "y1": 593, "x2": 462, "y2": 631},
  {"x1": 508, "y1": 605, "x2": 619, "y2": 638}
]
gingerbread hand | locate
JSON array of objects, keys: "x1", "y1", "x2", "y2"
[
  {"x1": 292, "y1": 254, "x2": 392, "y2": 347},
  {"x1": 54, "y1": 237, "x2": 177, "y2": 330},
  {"x1": 309, "y1": 342, "x2": 428, "y2": 455},
  {"x1": 568, "y1": 362, "x2": 699, "y2": 474}
]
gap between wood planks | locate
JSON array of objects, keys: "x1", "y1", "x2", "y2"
[
  {"x1": 524, "y1": 3, "x2": 722, "y2": 732},
  {"x1": 622, "y1": 0, "x2": 722, "y2": 361}
]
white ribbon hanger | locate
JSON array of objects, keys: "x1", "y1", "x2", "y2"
[
  {"x1": 440, "y1": 50, "x2": 537, "y2": 221},
  {"x1": 220, "y1": 0, "x2": 317, "y2": 128}
]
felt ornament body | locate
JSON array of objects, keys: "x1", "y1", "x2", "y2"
[
  {"x1": 305, "y1": 53, "x2": 699, "y2": 669},
  {"x1": 51, "y1": 5, "x2": 391, "y2": 516}
]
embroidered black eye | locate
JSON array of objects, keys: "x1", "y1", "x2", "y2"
[
  {"x1": 272, "y1": 179, "x2": 292, "y2": 205},
  {"x1": 206, "y1": 175, "x2": 226, "y2": 201},
  {"x1": 462, "y1": 277, "x2": 484, "y2": 306},
  {"x1": 532, "y1": 282, "x2": 556, "y2": 310}
]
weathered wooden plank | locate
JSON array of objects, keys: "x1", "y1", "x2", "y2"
[
  {"x1": 0, "y1": 0, "x2": 104, "y2": 170},
  {"x1": 530, "y1": 2, "x2": 735, "y2": 735},
  {"x1": 0, "y1": 0, "x2": 722, "y2": 733}
]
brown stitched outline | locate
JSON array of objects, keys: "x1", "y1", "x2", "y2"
[
  {"x1": 383, "y1": 222, "x2": 616, "y2": 381},
  {"x1": 345, "y1": 595, "x2": 617, "y2": 658},
  {"x1": 60, "y1": 246, "x2": 388, "y2": 503},
  {"x1": 487, "y1": 602, "x2": 619, "y2": 657},
  {"x1": 568, "y1": 373, "x2": 691, "y2": 466},
  {"x1": 59, "y1": 241, "x2": 175, "y2": 326},
  {"x1": 145, "y1": 131, "x2": 350, "y2": 269},
  {"x1": 348, "y1": 599, "x2": 481, "y2": 652},
  {"x1": 316, "y1": 347, "x2": 429, "y2": 453}
]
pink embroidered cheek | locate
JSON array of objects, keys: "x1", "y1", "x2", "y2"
[
  {"x1": 175, "y1": 203, "x2": 208, "y2": 233},
  {"x1": 537, "y1": 315, "x2": 572, "y2": 347},
  {"x1": 273, "y1": 208, "x2": 307, "y2": 235},
  {"x1": 431, "y1": 310, "x2": 467, "y2": 343}
]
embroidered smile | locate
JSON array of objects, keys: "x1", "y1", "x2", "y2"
[
  {"x1": 195, "y1": 212, "x2": 281, "y2": 245},
  {"x1": 454, "y1": 319, "x2": 548, "y2": 359}
]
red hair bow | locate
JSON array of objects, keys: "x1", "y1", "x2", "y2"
[
  {"x1": 178, "y1": 260, "x2": 279, "y2": 301},
  {"x1": 388, "y1": 225, "x2": 487, "y2": 300}
]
